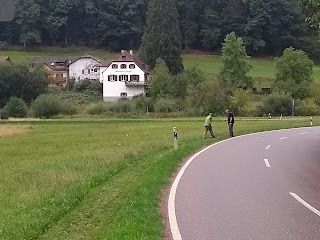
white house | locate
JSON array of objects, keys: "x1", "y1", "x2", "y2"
[
  {"x1": 100, "y1": 50, "x2": 150, "y2": 102},
  {"x1": 69, "y1": 56, "x2": 101, "y2": 82}
]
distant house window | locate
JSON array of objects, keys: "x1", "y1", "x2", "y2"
[
  {"x1": 121, "y1": 64, "x2": 127, "y2": 69},
  {"x1": 129, "y1": 64, "x2": 135, "y2": 69},
  {"x1": 82, "y1": 69, "x2": 90, "y2": 75},
  {"x1": 120, "y1": 92, "x2": 127, "y2": 97},
  {"x1": 108, "y1": 75, "x2": 118, "y2": 81},
  {"x1": 94, "y1": 68, "x2": 98, "y2": 72},
  {"x1": 119, "y1": 75, "x2": 128, "y2": 82},
  {"x1": 56, "y1": 74, "x2": 59, "y2": 78},
  {"x1": 130, "y1": 75, "x2": 139, "y2": 82},
  {"x1": 112, "y1": 64, "x2": 118, "y2": 69}
]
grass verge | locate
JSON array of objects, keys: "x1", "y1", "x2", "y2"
[{"x1": 0, "y1": 118, "x2": 317, "y2": 239}]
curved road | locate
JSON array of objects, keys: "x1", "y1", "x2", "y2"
[{"x1": 169, "y1": 127, "x2": 320, "y2": 240}]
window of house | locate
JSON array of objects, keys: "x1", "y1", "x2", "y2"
[
  {"x1": 129, "y1": 64, "x2": 135, "y2": 69},
  {"x1": 120, "y1": 92, "x2": 127, "y2": 97},
  {"x1": 94, "y1": 68, "x2": 98, "y2": 72},
  {"x1": 112, "y1": 64, "x2": 118, "y2": 69},
  {"x1": 82, "y1": 69, "x2": 85, "y2": 74},
  {"x1": 130, "y1": 75, "x2": 140, "y2": 82},
  {"x1": 120, "y1": 64, "x2": 127, "y2": 69},
  {"x1": 119, "y1": 75, "x2": 128, "y2": 82},
  {"x1": 108, "y1": 75, "x2": 118, "y2": 81},
  {"x1": 56, "y1": 74, "x2": 59, "y2": 78}
]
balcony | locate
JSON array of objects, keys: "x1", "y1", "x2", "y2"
[{"x1": 125, "y1": 81, "x2": 148, "y2": 87}]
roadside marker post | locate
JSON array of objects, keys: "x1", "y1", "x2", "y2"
[
  {"x1": 310, "y1": 117, "x2": 313, "y2": 126},
  {"x1": 173, "y1": 127, "x2": 178, "y2": 150}
]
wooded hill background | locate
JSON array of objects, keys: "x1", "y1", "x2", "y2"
[{"x1": 0, "y1": 0, "x2": 320, "y2": 61}]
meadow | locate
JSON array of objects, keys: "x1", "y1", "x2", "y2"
[
  {"x1": 0, "y1": 117, "x2": 316, "y2": 240},
  {"x1": 2, "y1": 49, "x2": 320, "y2": 89}
]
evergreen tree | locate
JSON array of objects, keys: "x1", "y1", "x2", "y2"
[
  {"x1": 219, "y1": 32, "x2": 253, "y2": 91},
  {"x1": 139, "y1": 0, "x2": 184, "y2": 74}
]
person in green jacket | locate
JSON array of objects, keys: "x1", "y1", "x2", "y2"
[{"x1": 203, "y1": 113, "x2": 216, "y2": 139}]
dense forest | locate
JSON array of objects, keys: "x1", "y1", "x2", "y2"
[{"x1": 0, "y1": 0, "x2": 320, "y2": 59}]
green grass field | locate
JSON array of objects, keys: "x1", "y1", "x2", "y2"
[
  {"x1": 2, "y1": 49, "x2": 320, "y2": 88},
  {"x1": 0, "y1": 118, "x2": 316, "y2": 239}
]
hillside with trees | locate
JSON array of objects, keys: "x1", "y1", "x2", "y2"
[{"x1": 1, "y1": 0, "x2": 320, "y2": 61}]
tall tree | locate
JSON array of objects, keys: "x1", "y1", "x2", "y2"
[
  {"x1": 219, "y1": 32, "x2": 253, "y2": 91},
  {"x1": 244, "y1": 0, "x2": 270, "y2": 53},
  {"x1": 14, "y1": 0, "x2": 42, "y2": 47},
  {"x1": 139, "y1": 0, "x2": 183, "y2": 74},
  {"x1": 274, "y1": 47, "x2": 314, "y2": 100},
  {"x1": 300, "y1": 0, "x2": 320, "y2": 29}
]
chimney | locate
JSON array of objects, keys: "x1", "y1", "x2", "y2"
[{"x1": 130, "y1": 50, "x2": 133, "y2": 55}]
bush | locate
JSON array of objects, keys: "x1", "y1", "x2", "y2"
[
  {"x1": 108, "y1": 101, "x2": 133, "y2": 113},
  {"x1": 154, "y1": 98, "x2": 179, "y2": 113},
  {"x1": 185, "y1": 80, "x2": 227, "y2": 116},
  {"x1": 88, "y1": 102, "x2": 109, "y2": 115},
  {"x1": 131, "y1": 95, "x2": 154, "y2": 113},
  {"x1": 227, "y1": 89, "x2": 251, "y2": 116},
  {"x1": 60, "y1": 103, "x2": 79, "y2": 116},
  {"x1": 32, "y1": 95, "x2": 62, "y2": 118},
  {"x1": 296, "y1": 98, "x2": 320, "y2": 116},
  {"x1": 5, "y1": 97, "x2": 27, "y2": 118},
  {"x1": 0, "y1": 106, "x2": 9, "y2": 119},
  {"x1": 260, "y1": 93, "x2": 292, "y2": 116}
]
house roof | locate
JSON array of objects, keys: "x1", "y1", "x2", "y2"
[
  {"x1": 68, "y1": 55, "x2": 101, "y2": 66},
  {"x1": 30, "y1": 57, "x2": 75, "y2": 71},
  {"x1": 112, "y1": 50, "x2": 150, "y2": 73},
  {"x1": 99, "y1": 60, "x2": 112, "y2": 67}
]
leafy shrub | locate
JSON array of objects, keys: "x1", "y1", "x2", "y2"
[
  {"x1": 131, "y1": 95, "x2": 154, "y2": 112},
  {"x1": 5, "y1": 97, "x2": 27, "y2": 118},
  {"x1": 108, "y1": 101, "x2": 132, "y2": 113},
  {"x1": 88, "y1": 102, "x2": 109, "y2": 115},
  {"x1": 185, "y1": 80, "x2": 227, "y2": 116},
  {"x1": 154, "y1": 98, "x2": 179, "y2": 113},
  {"x1": 32, "y1": 95, "x2": 62, "y2": 118},
  {"x1": 0, "y1": 106, "x2": 9, "y2": 119},
  {"x1": 260, "y1": 93, "x2": 292, "y2": 116},
  {"x1": 296, "y1": 98, "x2": 320, "y2": 116},
  {"x1": 227, "y1": 89, "x2": 251, "y2": 116},
  {"x1": 60, "y1": 103, "x2": 79, "y2": 116}
]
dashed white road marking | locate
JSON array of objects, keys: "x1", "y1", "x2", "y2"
[
  {"x1": 280, "y1": 137, "x2": 288, "y2": 140},
  {"x1": 168, "y1": 127, "x2": 316, "y2": 240},
  {"x1": 264, "y1": 159, "x2": 271, "y2": 168},
  {"x1": 265, "y1": 145, "x2": 271, "y2": 150},
  {"x1": 300, "y1": 132, "x2": 310, "y2": 135},
  {"x1": 290, "y1": 192, "x2": 320, "y2": 217}
]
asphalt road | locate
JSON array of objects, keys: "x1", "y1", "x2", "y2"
[{"x1": 170, "y1": 127, "x2": 320, "y2": 240}]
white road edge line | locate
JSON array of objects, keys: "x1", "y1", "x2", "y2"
[
  {"x1": 300, "y1": 132, "x2": 310, "y2": 135},
  {"x1": 280, "y1": 137, "x2": 288, "y2": 140},
  {"x1": 168, "y1": 126, "x2": 317, "y2": 240},
  {"x1": 289, "y1": 192, "x2": 320, "y2": 217},
  {"x1": 264, "y1": 159, "x2": 271, "y2": 168},
  {"x1": 265, "y1": 145, "x2": 271, "y2": 150}
]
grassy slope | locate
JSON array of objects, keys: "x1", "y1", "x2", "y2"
[{"x1": 0, "y1": 118, "x2": 317, "y2": 240}]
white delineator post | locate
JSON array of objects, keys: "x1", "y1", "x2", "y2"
[
  {"x1": 173, "y1": 127, "x2": 178, "y2": 150},
  {"x1": 310, "y1": 117, "x2": 313, "y2": 126}
]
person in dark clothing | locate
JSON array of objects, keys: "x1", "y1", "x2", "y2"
[{"x1": 226, "y1": 110, "x2": 235, "y2": 137}]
